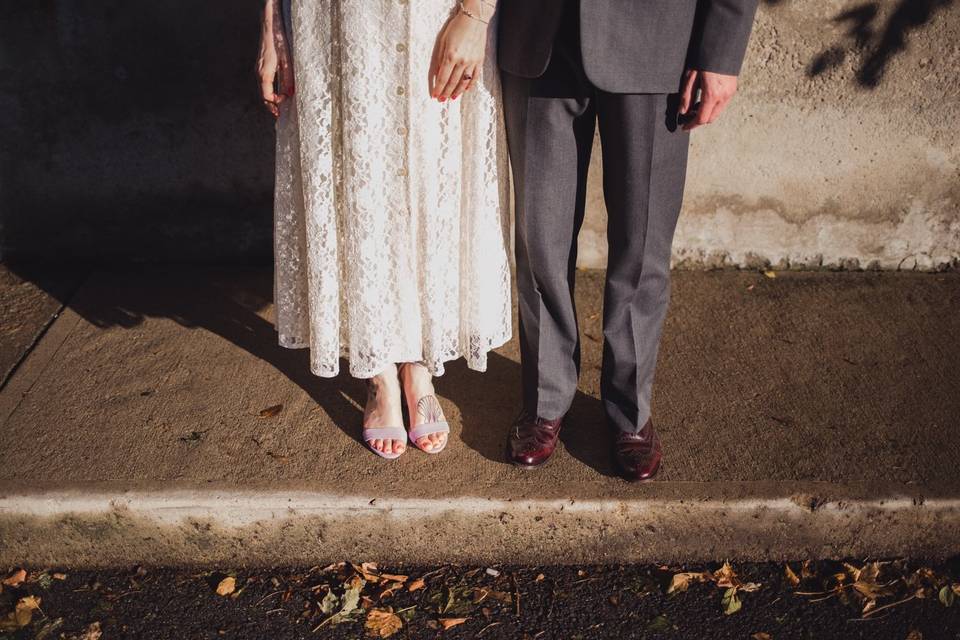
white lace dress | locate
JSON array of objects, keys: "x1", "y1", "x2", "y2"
[{"x1": 272, "y1": 0, "x2": 512, "y2": 379}]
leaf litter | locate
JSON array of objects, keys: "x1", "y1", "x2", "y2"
[{"x1": 1, "y1": 559, "x2": 957, "y2": 637}]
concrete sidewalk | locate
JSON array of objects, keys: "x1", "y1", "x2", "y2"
[{"x1": 1, "y1": 265, "x2": 958, "y2": 566}]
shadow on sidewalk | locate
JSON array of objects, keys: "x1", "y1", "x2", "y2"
[
  {"x1": 3, "y1": 263, "x2": 618, "y2": 477},
  {"x1": 442, "y1": 352, "x2": 617, "y2": 477}
]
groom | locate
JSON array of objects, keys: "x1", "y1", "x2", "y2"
[{"x1": 498, "y1": 0, "x2": 758, "y2": 481}]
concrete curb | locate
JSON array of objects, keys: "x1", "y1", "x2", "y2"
[{"x1": 2, "y1": 487, "x2": 958, "y2": 567}]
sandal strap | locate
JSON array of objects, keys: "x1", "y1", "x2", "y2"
[
  {"x1": 408, "y1": 421, "x2": 450, "y2": 441},
  {"x1": 362, "y1": 426, "x2": 408, "y2": 441}
]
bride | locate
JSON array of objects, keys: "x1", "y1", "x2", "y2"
[{"x1": 255, "y1": 0, "x2": 511, "y2": 459}]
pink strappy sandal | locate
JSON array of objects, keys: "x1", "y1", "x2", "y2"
[
  {"x1": 408, "y1": 419, "x2": 451, "y2": 454},
  {"x1": 361, "y1": 426, "x2": 408, "y2": 460}
]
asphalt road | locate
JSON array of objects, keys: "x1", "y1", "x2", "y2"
[{"x1": 2, "y1": 560, "x2": 959, "y2": 639}]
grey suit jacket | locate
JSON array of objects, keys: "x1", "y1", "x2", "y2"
[
  {"x1": 498, "y1": 0, "x2": 759, "y2": 93},
  {"x1": 280, "y1": 0, "x2": 293, "y2": 48}
]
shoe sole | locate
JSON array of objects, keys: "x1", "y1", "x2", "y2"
[
  {"x1": 619, "y1": 458, "x2": 662, "y2": 482},
  {"x1": 506, "y1": 443, "x2": 554, "y2": 470}
]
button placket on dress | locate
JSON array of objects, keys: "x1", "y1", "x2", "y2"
[{"x1": 397, "y1": 0, "x2": 422, "y2": 354}]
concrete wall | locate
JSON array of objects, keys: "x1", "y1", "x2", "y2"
[
  {"x1": 0, "y1": 1, "x2": 275, "y2": 263},
  {"x1": 1, "y1": 1, "x2": 957, "y2": 269},
  {"x1": 580, "y1": 0, "x2": 960, "y2": 271}
]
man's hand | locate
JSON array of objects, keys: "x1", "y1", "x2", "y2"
[{"x1": 678, "y1": 69, "x2": 738, "y2": 131}]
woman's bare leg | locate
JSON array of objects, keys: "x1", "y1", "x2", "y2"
[
  {"x1": 363, "y1": 364, "x2": 405, "y2": 455},
  {"x1": 399, "y1": 362, "x2": 448, "y2": 451}
]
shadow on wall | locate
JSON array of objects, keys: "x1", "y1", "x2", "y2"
[
  {"x1": 0, "y1": 0, "x2": 275, "y2": 263},
  {"x1": 0, "y1": 0, "x2": 954, "y2": 264},
  {"x1": 763, "y1": 0, "x2": 955, "y2": 87}
]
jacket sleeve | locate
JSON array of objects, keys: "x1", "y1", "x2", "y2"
[
  {"x1": 280, "y1": 0, "x2": 294, "y2": 50},
  {"x1": 687, "y1": 0, "x2": 759, "y2": 76}
]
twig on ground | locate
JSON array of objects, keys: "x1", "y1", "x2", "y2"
[
  {"x1": 511, "y1": 573, "x2": 521, "y2": 617},
  {"x1": 862, "y1": 595, "x2": 916, "y2": 618},
  {"x1": 476, "y1": 621, "x2": 502, "y2": 636},
  {"x1": 254, "y1": 590, "x2": 284, "y2": 606}
]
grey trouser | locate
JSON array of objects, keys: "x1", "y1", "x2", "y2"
[{"x1": 501, "y1": 0, "x2": 690, "y2": 434}]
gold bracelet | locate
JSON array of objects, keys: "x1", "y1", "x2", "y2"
[{"x1": 459, "y1": 0, "x2": 489, "y2": 24}]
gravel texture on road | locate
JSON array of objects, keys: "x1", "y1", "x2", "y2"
[{"x1": 2, "y1": 560, "x2": 958, "y2": 639}]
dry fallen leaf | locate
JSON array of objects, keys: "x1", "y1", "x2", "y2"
[
  {"x1": 2, "y1": 569, "x2": 26, "y2": 587},
  {"x1": 472, "y1": 587, "x2": 512, "y2": 604},
  {"x1": 379, "y1": 581, "x2": 405, "y2": 600},
  {"x1": 763, "y1": 270, "x2": 776, "y2": 278},
  {"x1": 667, "y1": 571, "x2": 710, "y2": 595},
  {"x1": 259, "y1": 404, "x2": 283, "y2": 418},
  {"x1": 319, "y1": 590, "x2": 339, "y2": 614},
  {"x1": 714, "y1": 562, "x2": 738, "y2": 588},
  {"x1": 52, "y1": 573, "x2": 67, "y2": 581},
  {"x1": 906, "y1": 630, "x2": 923, "y2": 640},
  {"x1": 353, "y1": 562, "x2": 381, "y2": 583},
  {"x1": 784, "y1": 564, "x2": 800, "y2": 587},
  {"x1": 215, "y1": 576, "x2": 236, "y2": 596},
  {"x1": 439, "y1": 617, "x2": 468, "y2": 630},
  {"x1": 380, "y1": 573, "x2": 408, "y2": 583},
  {"x1": 407, "y1": 578, "x2": 426, "y2": 592},
  {"x1": 721, "y1": 587, "x2": 742, "y2": 615},
  {"x1": 939, "y1": 586, "x2": 955, "y2": 607},
  {"x1": 0, "y1": 595, "x2": 41, "y2": 631},
  {"x1": 77, "y1": 621, "x2": 103, "y2": 640},
  {"x1": 751, "y1": 633, "x2": 772, "y2": 640},
  {"x1": 365, "y1": 608, "x2": 403, "y2": 638}
]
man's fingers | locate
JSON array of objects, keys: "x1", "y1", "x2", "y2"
[
  {"x1": 708, "y1": 95, "x2": 731, "y2": 123},
  {"x1": 683, "y1": 96, "x2": 716, "y2": 131},
  {"x1": 679, "y1": 69, "x2": 698, "y2": 114}
]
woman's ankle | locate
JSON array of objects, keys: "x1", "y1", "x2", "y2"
[
  {"x1": 399, "y1": 361, "x2": 433, "y2": 393},
  {"x1": 364, "y1": 365, "x2": 402, "y2": 426}
]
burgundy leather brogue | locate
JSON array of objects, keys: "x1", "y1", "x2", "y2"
[
  {"x1": 507, "y1": 410, "x2": 563, "y2": 469},
  {"x1": 612, "y1": 418, "x2": 662, "y2": 482}
]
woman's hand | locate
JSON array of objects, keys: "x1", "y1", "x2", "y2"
[
  {"x1": 256, "y1": 0, "x2": 294, "y2": 118},
  {"x1": 429, "y1": 2, "x2": 491, "y2": 102}
]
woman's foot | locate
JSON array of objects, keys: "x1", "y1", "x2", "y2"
[
  {"x1": 363, "y1": 365, "x2": 406, "y2": 456},
  {"x1": 399, "y1": 362, "x2": 449, "y2": 452}
]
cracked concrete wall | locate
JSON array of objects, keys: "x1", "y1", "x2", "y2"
[
  {"x1": 579, "y1": 0, "x2": 960, "y2": 271},
  {"x1": 0, "y1": 1, "x2": 957, "y2": 269}
]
